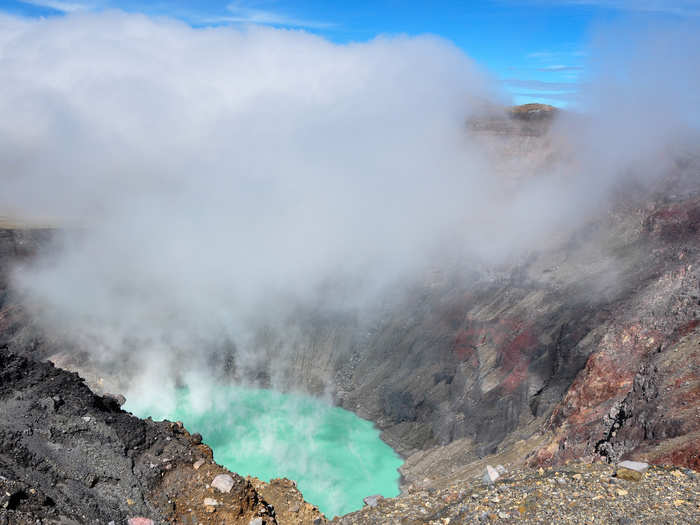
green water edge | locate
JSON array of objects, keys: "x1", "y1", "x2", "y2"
[{"x1": 124, "y1": 385, "x2": 403, "y2": 518}]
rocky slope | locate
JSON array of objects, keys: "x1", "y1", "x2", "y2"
[{"x1": 335, "y1": 462, "x2": 699, "y2": 524}]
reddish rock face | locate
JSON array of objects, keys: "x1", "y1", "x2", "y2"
[
  {"x1": 532, "y1": 194, "x2": 700, "y2": 470},
  {"x1": 452, "y1": 318, "x2": 538, "y2": 393}
]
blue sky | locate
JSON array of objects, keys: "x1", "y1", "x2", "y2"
[{"x1": 1, "y1": 1, "x2": 698, "y2": 106}]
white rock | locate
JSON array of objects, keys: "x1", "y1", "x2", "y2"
[
  {"x1": 363, "y1": 494, "x2": 382, "y2": 507},
  {"x1": 618, "y1": 460, "x2": 649, "y2": 473},
  {"x1": 249, "y1": 518, "x2": 264, "y2": 525},
  {"x1": 482, "y1": 465, "x2": 500, "y2": 485},
  {"x1": 496, "y1": 464, "x2": 507, "y2": 475},
  {"x1": 211, "y1": 474, "x2": 235, "y2": 493},
  {"x1": 203, "y1": 497, "x2": 219, "y2": 506},
  {"x1": 193, "y1": 459, "x2": 205, "y2": 470}
]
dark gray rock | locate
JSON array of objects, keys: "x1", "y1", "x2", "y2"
[{"x1": 0, "y1": 348, "x2": 199, "y2": 524}]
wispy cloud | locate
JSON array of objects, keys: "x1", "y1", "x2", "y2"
[
  {"x1": 503, "y1": 78, "x2": 580, "y2": 91},
  {"x1": 511, "y1": 1, "x2": 700, "y2": 17},
  {"x1": 537, "y1": 64, "x2": 584, "y2": 71},
  {"x1": 200, "y1": 1, "x2": 334, "y2": 29},
  {"x1": 512, "y1": 90, "x2": 580, "y2": 103},
  {"x1": 522, "y1": 48, "x2": 586, "y2": 78},
  {"x1": 20, "y1": 0, "x2": 91, "y2": 13}
]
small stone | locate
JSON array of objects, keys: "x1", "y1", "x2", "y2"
[
  {"x1": 249, "y1": 519, "x2": 263, "y2": 525},
  {"x1": 478, "y1": 511, "x2": 489, "y2": 522},
  {"x1": 363, "y1": 494, "x2": 382, "y2": 507},
  {"x1": 82, "y1": 416, "x2": 91, "y2": 423},
  {"x1": 556, "y1": 477, "x2": 567, "y2": 485},
  {"x1": 127, "y1": 519, "x2": 154, "y2": 525},
  {"x1": 616, "y1": 488, "x2": 628, "y2": 496},
  {"x1": 193, "y1": 459, "x2": 205, "y2": 470},
  {"x1": 497, "y1": 512, "x2": 509, "y2": 519},
  {"x1": 572, "y1": 474, "x2": 582, "y2": 480},
  {"x1": 211, "y1": 474, "x2": 234, "y2": 493},
  {"x1": 203, "y1": 498, "x2": 219, "y2": 506},
  {"x1": 538, "y1": 467, "x2": 544, "y2": 475},
  {"x1": 482, "y1": 465, "x2": 500, "y2": 485},
  {"x1": 191, "y1": 433, "x2": 203, "y2": 445},
  {"x1": 495, "y1": 465, "x2": 507, "y2": 475}
]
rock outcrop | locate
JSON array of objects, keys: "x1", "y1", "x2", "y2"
[{"x1": 0, "y1": 347, "x2": 284, "y2": 524}]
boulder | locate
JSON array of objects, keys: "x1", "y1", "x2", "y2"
[
  {"x1": 618, "y1": 460, "x2": 649, "y2": 473},
  {"x1": 363, "y1": 494, "x2": 382, "y2": 507},
  {"x1": 483, "y1": 465, "x2": 500, "y2": 485},
  {"x1": 103, "y1": 393, "x2": 126, "y2": 407},
  {"x1": 211, "y1": 474, "x2": 234, "y2": 493},
  {"x1": 617, "y1": 461, "x2": 649, "y2": 481}
]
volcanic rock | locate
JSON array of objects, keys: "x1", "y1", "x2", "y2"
[
  {"x1": 617, "y1": 461, "x2": 649, "y2": 480},
  {"x1": 362, "y1": 494, "x2": 382, "y2": 507},
  {"x1": 0, "y1": 347, "x2": 278, "y2": 525},
  {"x1": 212, "y1": 474, "x2": 235, "y2": 493},
  {"x1": 103, "y1": 392, "x2": 126, "y2": 407},
  {"x1": 482, "y1": 465, "x2": 500, "y2": 485},
  {"x1": 127, "y1": 519, "x2": 154, "y2": 525},
  {"x1": 618, "y1": 460, "x2": 649, "y2": 474}
]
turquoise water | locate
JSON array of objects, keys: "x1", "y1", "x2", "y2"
[{"x1": 125, "y1": 386, "x2": 402, "y2": 518}]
